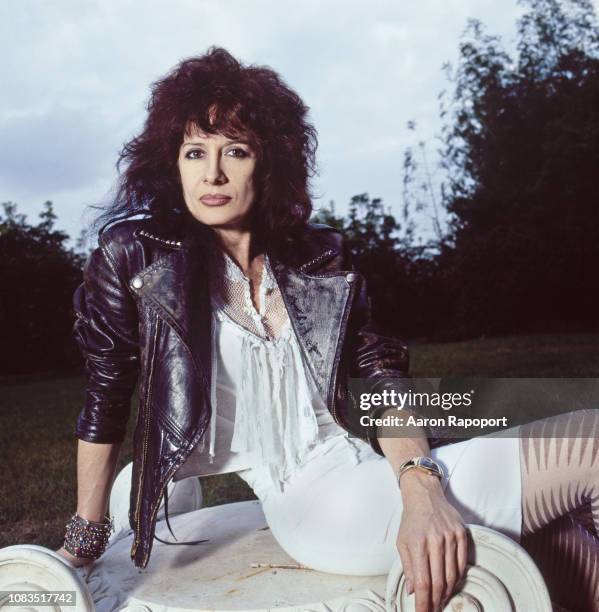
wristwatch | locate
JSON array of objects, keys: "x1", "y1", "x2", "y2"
[{"x1": 397, "y1": 456, "x2": 445, "y2": 486}]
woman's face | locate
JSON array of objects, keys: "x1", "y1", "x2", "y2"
[{"x1": 177, "y1": 124, "x2": 257, "y2": 230}]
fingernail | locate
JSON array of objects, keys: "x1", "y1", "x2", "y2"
[{"x1": 405, "y1": 579, "x2": 413, "y2": 594}]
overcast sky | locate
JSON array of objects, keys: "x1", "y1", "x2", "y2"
[{"x1": 2, "y1": 1, "x2": 597, "y2": 247}]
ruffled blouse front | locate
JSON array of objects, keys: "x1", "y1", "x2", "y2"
[{"x1": 186, "y1": 247, "x2": 354, "y2": 488}]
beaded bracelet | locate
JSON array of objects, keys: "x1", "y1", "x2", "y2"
[{"x1": 63, "y1": 513, "x2": 114, "y2": 559}]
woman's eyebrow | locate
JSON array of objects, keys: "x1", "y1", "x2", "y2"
[
  {"x1": 181, "y1": 140, "x2": 206, "y2": 147},
  {"x1": 181, "y1": 138, "x2": 251, "y2": 147}
]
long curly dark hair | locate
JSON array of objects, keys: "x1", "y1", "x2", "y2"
[{"x1": 93, "y1": 46, "x2": 319, "y2": 253}]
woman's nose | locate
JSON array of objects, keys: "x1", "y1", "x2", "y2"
[{"x1": 203, "y1": 155, "x2": 226, "y2": 184}]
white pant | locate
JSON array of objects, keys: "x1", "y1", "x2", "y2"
[{"x1": 237, "y1": 430, "x2": 523, "y2": 576}]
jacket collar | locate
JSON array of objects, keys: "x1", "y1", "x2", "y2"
[
  {"x1": 132, "y1": 221, "x2": 341, "y2": 273},
  {"x1": 129, "y1": 221, "x2": 351, "y2": 395}
]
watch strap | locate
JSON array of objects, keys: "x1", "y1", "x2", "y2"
[{"x1": 398, "y1": 456, "x2": 445, "y2": 485}]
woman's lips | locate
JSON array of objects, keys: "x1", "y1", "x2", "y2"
[{"x1": 200, "y1": 195, "x2": 232, "y2": 206}]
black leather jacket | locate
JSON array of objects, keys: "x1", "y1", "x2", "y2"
[{"x1": 72, "y1": 217, "x2": 419, "y2": 569}]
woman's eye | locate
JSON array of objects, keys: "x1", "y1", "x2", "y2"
[
  {"x1": 184, "y1": 149, "x2": 204, "y2": 160},
  {"x1": 227, "y1": 147, "x2": 249, "y2": 158},
  {"x1": 183, "y1": 147, "x2": 250, "y2": 160}
]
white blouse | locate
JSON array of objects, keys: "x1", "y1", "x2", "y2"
[{"x1": 175, "y1": 249, "x2": 358, "y2": 487}]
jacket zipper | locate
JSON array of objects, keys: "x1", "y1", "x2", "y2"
[
  {"x1": 132, "y1": 310, "x2": 211, "y2": 567},
  {"x1": 131, "y1": 313, "x2": 161, "y2": 558}
]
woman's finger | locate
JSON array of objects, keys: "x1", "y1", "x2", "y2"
[
  {"x1": 397, "y1": 540, "x2": 415, "y2": 595},
  {"x1": 442, "y1": 532, "x2": 458, "y2": 605},
  {"x1": 456, "y1": 525, "x2": 469, "y2": 581},
  {"x1": 428, "y1": 533, "x2": 446, "y2": 611},
  {"x1": 412, "y1": 541, "x2": 432, "y2": 612}
]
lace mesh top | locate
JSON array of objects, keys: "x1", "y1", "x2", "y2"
[
  {"x1": 174, "y1": 247, "x2": 354, "y2": 487},
  {"x1": 210, "y1": 246, "x2": 289, "y2": 341}
]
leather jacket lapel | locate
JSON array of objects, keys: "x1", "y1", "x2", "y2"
[
  {"x1": 270, "y1": 261, "x2": 352, "y2": 398},
  {"x1": 131, "y1": 244, "x2": 212, "y2": 383}
]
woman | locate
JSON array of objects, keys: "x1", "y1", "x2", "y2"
[{"x1": 56, "y1": 47, "x2": 599, "y2": 612}]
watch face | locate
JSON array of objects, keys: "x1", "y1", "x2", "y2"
[{"x1": 418, "y1": 457, "x2": 437, "y2": 470}]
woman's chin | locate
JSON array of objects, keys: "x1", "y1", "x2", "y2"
[{"x1": 192, "y1": 214, "x2": 251, "y2": 233}]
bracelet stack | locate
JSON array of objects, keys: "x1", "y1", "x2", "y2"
[{"x1": 63, "y1": 513, "x2": 114, "y2": 559}]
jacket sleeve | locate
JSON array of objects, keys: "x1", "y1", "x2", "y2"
[
  {"x1": 342, "y1": 237, "x2": 446, "y2": 456},
  {"x1": 349, "y1": 277, "x2": 414, "y2": 456},
  {"x1": 73, "y1": 239, "x2": 140, "y2": 444}
]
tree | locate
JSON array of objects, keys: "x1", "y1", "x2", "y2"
[
  {"x1": 0, "y1": 202, "x2": 85, "y2": 374},
  {"x1": 439, "y1": 0, "x2": 599, "y2": 336},
  {"x1": 312, "y1": 195, "x2": 444, "y2": 338}
]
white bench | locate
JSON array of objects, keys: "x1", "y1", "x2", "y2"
[{"x1": 0, "y1": 462, "x2": 552, "y2": 611}]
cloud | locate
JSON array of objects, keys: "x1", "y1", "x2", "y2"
[
  {"x1": 2, "y1": 0, "x2": 594, "y2": 243},
  {"x1": 0, "y1": 106, "x2": 121, "y2": 196}
]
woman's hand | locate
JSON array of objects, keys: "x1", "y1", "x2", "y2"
[
  {"x1": 396, "y1": 471, "x2": 468, "y2": 612},
  {"x1": 55, "y1": 546, "x2": 94, "y2": 568}
]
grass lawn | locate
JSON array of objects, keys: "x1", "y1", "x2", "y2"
[{"x1": 1, "y1": 331, "x2": 597, "y2": 551}]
